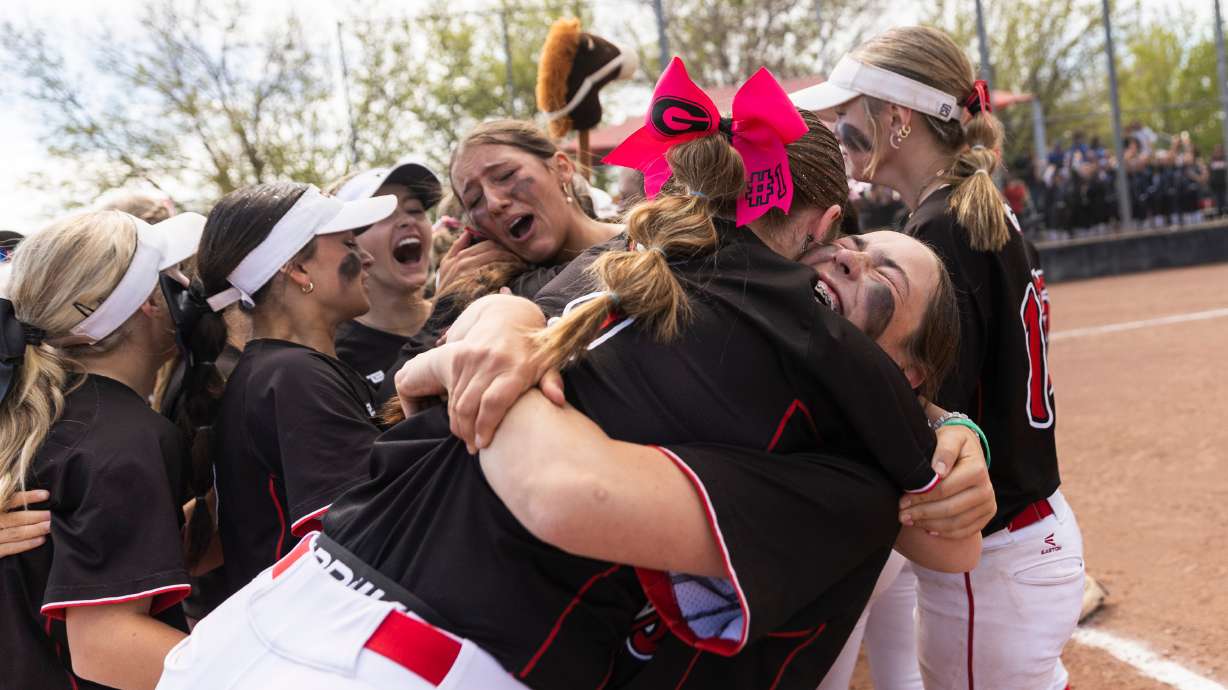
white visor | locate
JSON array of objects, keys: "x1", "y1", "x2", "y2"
[
  {"x1": 206, "y1": 186, "x2": 396, "y2": 311},
  {"x1": 335, "y1": 157, "x2": 440, "y2": 204},
  {"x1": 789, "y1": 56, "x2": 962, "y2": 122},
  {"x1": 69, "y1": 212, "x2": 207, "y2": 344}
]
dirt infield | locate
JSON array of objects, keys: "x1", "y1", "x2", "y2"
[{"x1": 853, "y1": 261, "x2": 1228, "y2": 689}]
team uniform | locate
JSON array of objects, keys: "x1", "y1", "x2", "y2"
[
  {"x1": 211, "y1": 338, "x2": 382, "y2": 599},
  {"x1": 375, "y1": 262, "x2": 571, "y2": 401},
  {"x1": 905, "y1": 186, "x2": 1084, "y2": 690},
  {"x1": 335, "y1": 319, "x2": 430, "y2": 391},
  {"x1": 1, "y1": 375, "x2": 191, "y2": 689},
  {"x1": 161, "y1": 220, "x2": 939, "y2": 690},
  {"x1": 817, "y1": 551, "x2": 923, "y2": 690}
]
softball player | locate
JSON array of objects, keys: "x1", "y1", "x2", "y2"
[
  {"x1": 793, "y1": 25, "x2": 1084, "y2": 690},
  {"x1": 327, "y1": 159, "x2": 443, "y2": 390},
  {"x1": 0, "y1": 210, "x2": 204, "y2": 689},
  {"x1": 186, "y1": 182, "x2": 396, "y2": 599},
  {"x1": 375, "y1": 119, "x2": 622, "y2": 402},
  {"x1": 158, "y1": 62, "x2": 991, "y2": 690}
]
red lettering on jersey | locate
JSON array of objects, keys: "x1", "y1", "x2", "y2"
[{"x1": 1020, "y1": 272, "x2": 1055, "y2": 429}]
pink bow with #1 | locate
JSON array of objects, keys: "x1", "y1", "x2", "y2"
[{"x1": 604, "y1": 57, "x2": 809, "y2": 226}]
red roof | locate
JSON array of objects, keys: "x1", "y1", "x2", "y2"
[{"x1": 566, "y1": 75, "x2": 1031, "y2": 160}]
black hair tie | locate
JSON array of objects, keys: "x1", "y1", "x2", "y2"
[
  {"x1": 0, "y1": 297, "x2": 44, "y2": 405},
  {"x1": 22, "y1": 324, "x2": 46, "y2": 345},
  {"x1": 718, "y1": 116, "x2": 735, "y2": 143}
]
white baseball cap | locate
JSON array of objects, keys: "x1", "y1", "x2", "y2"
[
  {"x1": 206, "y1": 185, "x2": 396, "y2": 311},
  {"x1": 334, "y1": 158, "x2": 442, "y2": 209},
  {"x1": 69, "y1": 212, "x2": 206, "y2": 344},
  {"x1": 789, "y1": 55, "x2": 963, "y2": 122}
]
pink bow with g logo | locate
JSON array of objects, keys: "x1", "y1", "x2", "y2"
[{"x1": 604, "y1": 57, "x2": 809, "y2": 226}]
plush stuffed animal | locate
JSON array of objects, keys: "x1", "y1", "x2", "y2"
[{"x1": 537, "y1": 18, "x2": 638, "y2": 143}]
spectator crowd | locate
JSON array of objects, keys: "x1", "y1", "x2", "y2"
[{"x1": 851, "y1": 122, "x2": 1228, "y2": 241}]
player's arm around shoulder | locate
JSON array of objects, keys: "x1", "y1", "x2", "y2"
[
  {"x1": 478, "y1": 389, "x2": 726, "y2": 579},
  {"x1": 894, "y1": 416, "x2": 994, "y2": 572}
]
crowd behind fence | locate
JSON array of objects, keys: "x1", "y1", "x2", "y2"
[{"x1": 852, "y1": 123, "x2": 1228, "y2": 242}]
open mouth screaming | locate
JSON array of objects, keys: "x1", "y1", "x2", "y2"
[
  {"x1": 393, "y1": 237, "x2": 423, "y2": 265},
  {"x1": 507, "y1": 214, "x2": 535, "y2": 241}
]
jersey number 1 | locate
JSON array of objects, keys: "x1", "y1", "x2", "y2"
[{"x1": 1020, "y1": 270, "x2": 1054, "y2": 429}]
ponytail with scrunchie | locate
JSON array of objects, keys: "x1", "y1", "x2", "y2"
[{"x1": 945, "y1": 79, "x2": 1010, "y2": 251}]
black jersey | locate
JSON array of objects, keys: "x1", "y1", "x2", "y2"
[
  {"x1": 335, "y1": 319, "x2": 422, "y2": 391},
  {"x1": 326, "y1": 223, "x2": 934, "y2": 690},
  {"x1": 905, "y1": 186, "x2": 1061, "y2": 535},
  {"x1": 212, "y1": 339, "x2": 380, "y2": 597},
  {"x1": 0, "y1": 375, "x2": 190, "y2": 690},
  {"x1": 375, "y1": 263, "x2": 570, "y2": 401}
]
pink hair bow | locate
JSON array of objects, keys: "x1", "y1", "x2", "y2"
[{"x1": 604, "y1": 57, "x2": 809, "y2": 226}]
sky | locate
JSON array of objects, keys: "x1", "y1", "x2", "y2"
[{"x1": 0, "y1": 0, "x2": 1216, "y2": 233}]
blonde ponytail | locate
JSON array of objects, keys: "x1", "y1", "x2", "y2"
[
  {"x1": 0, "y1": 211, "x2": 138, "y2": 510},
  {"x1": 944, "y1": 111, "x2": 1010, "y2": 251},
  {"x1": 534, "y1": 134, "x2": 744, "y2": 370},
  {"x1": 0, "y1": 346, "x2": 71, "y2": 510}
]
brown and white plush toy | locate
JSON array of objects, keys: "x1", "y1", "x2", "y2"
[{"x1": 536, "y1": 18, "x2": 637, "y2": 172}]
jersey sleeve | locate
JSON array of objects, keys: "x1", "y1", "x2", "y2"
[
  {"x1": 909, "y1": 215, "x2": 992, "y2": 413},
  {"x1": 41, "y1": 442, "x2": 190, "y2": 620},
  {"x1": 634, "y1": 443, "x2": 900, "y2": 656},
  {"x1": 267, "y1": 359, "x2": 381, "y2": 536},
  {"x1": 807, "y1": 305, "x2": 939, "y2": 493}
]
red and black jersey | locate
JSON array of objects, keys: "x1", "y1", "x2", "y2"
[
  {"x1": 326, "y1": 222, "x2": 934, "y2": 690},
  {"x1": 212, "y1": 339, "x2": 380, "y2": 598},
  {"x1": 905, "y1": 186, "x2": 1061, "y2": 535},
  {"x1": 0, "y1": 375, "x2": 190, "y2": 690}
]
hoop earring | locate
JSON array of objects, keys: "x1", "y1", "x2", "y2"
[
  {"x1": 301, "y1": 281, "x2": 314, "y2": 294},
  {"x1": 889, "y1": 124, "x2": 912, "y2": 150}
]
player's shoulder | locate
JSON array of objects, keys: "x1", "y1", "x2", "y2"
[
  {"x1": 535, "y1": 232, "x2": 627, "y2": 317},
  {"x1": 38, "y1": 376, "x2": 180, "y2": 497},
  {"x1": 241, "y1": 338, "x2": 356, "y2": 383}
]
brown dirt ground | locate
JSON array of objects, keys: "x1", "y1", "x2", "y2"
[{"x1": 851, "y1": 262, "x2": 1228, "y2": 689}]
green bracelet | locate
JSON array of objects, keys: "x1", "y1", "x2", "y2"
[{"x1": 940, "y1": 418, "x2": 991, "y2": 468}]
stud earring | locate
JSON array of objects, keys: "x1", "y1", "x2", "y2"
[{"x1": 301, "y1": 281, "x2": 314, "y2": 294}]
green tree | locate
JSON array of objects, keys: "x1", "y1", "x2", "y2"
[
  {"x1": 1118, "y1": 18, "x2": 1220, "y2": 155},
  {"x1": 339, "y1": 1, "x2": 586, "y2": 172},
  {"x1": 1, "y1": 0, "x2": 344, "y2": 210},
  {"x1": 659, "y1": 0, "x2": 886, "y2": 87},
  {"x1": 925, "y1": 0, "x2": 1110, "y2": 162}
]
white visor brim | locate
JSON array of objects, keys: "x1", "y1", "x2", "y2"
[
  {"x1": 68, "y1": 212, "x2": 207, "y2": 344},
  {"x1": 790, "y1": 56, "x2": 962, "y2": 122},
  {"x1": 206, "y1": 186, "x2": 395, "y2": 312}
]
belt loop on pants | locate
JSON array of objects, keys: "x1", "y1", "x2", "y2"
[
  {"x1": 1006, "y1": 498, "x2": 1055, "y2": 532},
  {"x1": 271, "y1": 533, "x2": 463, "y2": 686}
]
